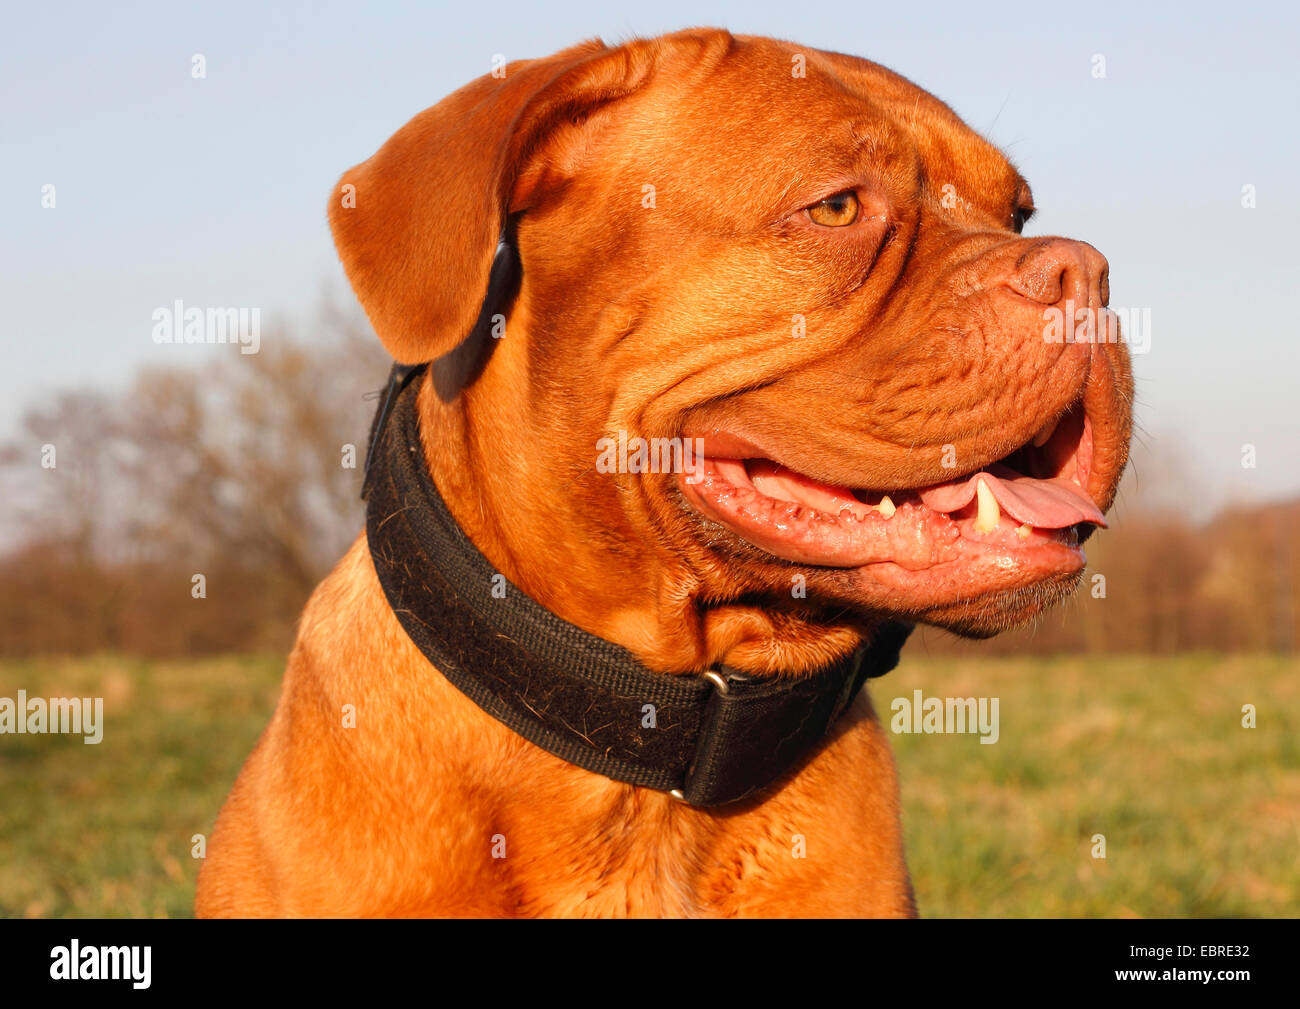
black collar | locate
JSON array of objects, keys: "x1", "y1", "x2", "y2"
[{"x1": 361, "y1": 363, "x2": 912, "y2": 806}]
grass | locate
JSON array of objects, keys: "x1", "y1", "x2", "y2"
[
  {"x1": 0, "y1": 655, "x2": 282, "y2": 919},
  {"x1": 0, "y1": 652, "x2": 1295, "y2": 917},
  {"x1": 889, "y1": 652, "x2": 1299, "y2": 917}
]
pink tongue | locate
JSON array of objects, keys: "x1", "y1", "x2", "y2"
[{"x1": 917, "y1": 464, "x2": 1106, "y2": 529}]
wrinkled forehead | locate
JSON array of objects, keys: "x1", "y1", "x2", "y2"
[
  {"x1": 624, "y1": 35, "x2": 1027, "y2": 215},
  {"x1": 815, "y1": 45, "x2": 1025, "y2": 195}
]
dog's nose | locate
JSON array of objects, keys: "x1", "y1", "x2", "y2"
[{"x1": 1004, "y1": 239, "x2": 1109, "y2": 309}]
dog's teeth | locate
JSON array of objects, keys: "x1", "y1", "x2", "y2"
[
  {"x1": 1016, "y1": 523, "x2": 1032, "y2": 539},
  {"x1": 877, "y1": 495, "x2": 896, "y2": 518},
  {"x1": 1031, "y1": 418, "x2": 1057, "y2": 447},
  {"x1": 973, "y1": 478, "x2": 1000, "y2": 532}
]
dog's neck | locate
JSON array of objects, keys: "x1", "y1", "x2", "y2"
[
  {"x1": 414, "y1": 369, "x2": 886, "y2": 676},
  {"x1": 363, "y1": 366, "x2": 910, "y2": 805}
]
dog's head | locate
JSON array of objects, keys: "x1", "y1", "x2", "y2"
[{"x1": 331, "y1": 30, "x2": 1133, "y2": 666}]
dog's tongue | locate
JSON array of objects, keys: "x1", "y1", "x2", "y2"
[{"x1": 918, "y1": 464, "x2": 1106, "y2": 529}]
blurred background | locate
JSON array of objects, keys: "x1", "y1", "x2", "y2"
[{"x1": 1, "y1": 0, "x2": 1296, "y2": 917}]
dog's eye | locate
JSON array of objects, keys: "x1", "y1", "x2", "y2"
[
  {"x1": 808, "y1": 191, "x2": 860, "y2": 227},
  {"x1": 1013, "y1": 205, "x2": 1036, "y2": 233}
]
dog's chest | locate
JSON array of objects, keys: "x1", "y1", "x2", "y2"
[
  {"x1": 500, "y1": 790, "x2": 851, "y2": 918},
  {"x1": 519, "y1": 843, "x2": 755, "y2": 919}
]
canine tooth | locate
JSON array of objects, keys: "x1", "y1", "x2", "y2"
[
  {"x1": 877, "y1": 495, "x2": 896, "y2": 518},
  {"x1": 973, "y1": 478, "x2": 1000, "y2": 533},
  {"x1": 1031, "y1": 419, "x2": 1057, "y2": 447},
  {"x1": 1016, "y1": 523, "x2": 1032, "y2": 540}
]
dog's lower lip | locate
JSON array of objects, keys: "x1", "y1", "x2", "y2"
[
  {"x1": 684, "y1": 403, "x2": 1104, "y2": 545},
  {"x1": 677, "y1": 439, "x2": 1100, "y2": 576}
]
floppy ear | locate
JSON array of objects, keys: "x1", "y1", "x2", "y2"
[{"x1": 328, "y1": 39, "x2": 657, "y2": 364}]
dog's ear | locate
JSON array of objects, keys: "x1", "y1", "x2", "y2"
[{"x1": 328, "y1": 39, "x2": 660, "y2": 364}]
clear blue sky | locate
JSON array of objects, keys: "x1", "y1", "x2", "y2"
[{"x1": 4, "y1": 0, "x2": 1297, "y2": 511}]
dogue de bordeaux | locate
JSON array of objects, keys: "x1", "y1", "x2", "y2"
[{"x1": 196, "y1": 28, "x2": 1132, "y2": 918}]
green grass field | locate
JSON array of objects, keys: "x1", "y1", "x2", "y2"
[{"x1": 0, "y1": 652, "x2": 1295, "y2": 917}]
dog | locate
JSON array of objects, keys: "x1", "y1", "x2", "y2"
[{"x1": 196, "y1": 29, "x2": 1132, "y2": 918}]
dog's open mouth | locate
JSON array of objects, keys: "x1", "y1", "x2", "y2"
[{"x1": 680, "y1": 401, "x2": 1101, "y2": 576}]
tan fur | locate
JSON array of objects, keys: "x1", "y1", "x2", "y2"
[{"x1": 197, "y1": 29, "x2": 1131, "y2": 918}]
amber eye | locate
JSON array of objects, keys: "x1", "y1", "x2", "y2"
[{"x1": 808, "y1": 190, "x2": 860, "y2": 227}]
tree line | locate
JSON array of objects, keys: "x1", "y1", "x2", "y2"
[{"x1": 2, "y1": 307, "x2": 1295, "y2": 657}]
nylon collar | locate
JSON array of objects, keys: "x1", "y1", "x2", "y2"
[{"x1": 362, "y1": 363, "x2": 912, "y2": 806}]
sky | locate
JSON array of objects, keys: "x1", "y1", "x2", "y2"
[{"x1": 4, "y1": 0, "x2": 1298, "y2": 513}]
